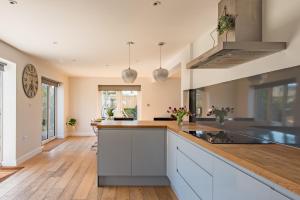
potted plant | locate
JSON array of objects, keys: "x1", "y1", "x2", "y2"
[
  {"x1": 217, "y1": 6, "x2": 236, "y2": 40},
  {"x1": 106, "y1": 107, "x2": 114, "y2": 120},
  {"x1": 207, "y1": 106, "x2": 234, "y2": 126},
  {"x1": 167, "y1": 106, "x2": 191, "y2": 126},
  {"x1": 66, "y1": 118, "x2": 77, "y2": 131}
]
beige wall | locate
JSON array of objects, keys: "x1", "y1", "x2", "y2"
[
  {"x1": 0, "y1": 41, "x2": 69, "y2": 165},
  {"x1": 69, "y1": 77, "x2": 181, "y2": 135}
]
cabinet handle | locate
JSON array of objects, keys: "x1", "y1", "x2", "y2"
[{"x1": 176, "y1": 146, "x2": 179, "y2": 150}]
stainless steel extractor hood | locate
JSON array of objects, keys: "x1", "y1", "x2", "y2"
[{"x1": 187, "y1": 0, "x2": 287, "y2": 69}]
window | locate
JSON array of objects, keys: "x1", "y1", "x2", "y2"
[
  {"x1": 101, "y1": 90, "x2": 138, "y2": 119},
  {"x1": 42, "y1": 77, "x2": 59, "y2": 142},
  {"x1": 99, "y1": 85, "x2": 141, "y2": 120},
  {"x1": 255, "y1": 82, "x2": 297, "y2": 126}
]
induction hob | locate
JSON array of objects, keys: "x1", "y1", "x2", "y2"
[{"x1": 184, "y1": 130, "x2": 273, "y2": 144}]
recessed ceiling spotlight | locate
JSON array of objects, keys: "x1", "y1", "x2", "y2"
[
  {"x1": 9, "y1": 0, "x2": 18, "y2": 4},
  {"x1": 153, "y1": 1, "x2": 161, "y2": 6}
]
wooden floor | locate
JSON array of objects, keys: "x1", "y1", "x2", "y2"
[{"x1": 0, "y1": 137, "x2": 178, "y2": 200}]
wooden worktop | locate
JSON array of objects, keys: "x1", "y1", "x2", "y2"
[{"x1": 92, "y1": 120, "x2": 300, "y2": 196}]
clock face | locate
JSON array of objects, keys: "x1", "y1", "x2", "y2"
[{"x1": 22, "y1": 64, "x2": 38, "y2": 98}]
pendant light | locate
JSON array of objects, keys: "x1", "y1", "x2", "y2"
[
  {"x1": 122, "y1": 41, "x2": 138, "y2": 83},
  {"x1": 153, "y1": 42, "x2": 169, "y2": 82}
]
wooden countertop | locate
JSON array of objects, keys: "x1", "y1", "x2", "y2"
[{"x1": 92, "y1": 120, "x2": 300, "y2": 196}]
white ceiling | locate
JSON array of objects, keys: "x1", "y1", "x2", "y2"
[{"x1": 0, "y1": 0, "x2": 218, "y2": 77}]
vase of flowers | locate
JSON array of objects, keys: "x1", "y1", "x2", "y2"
[
  {"x1": 167, "y1": 106, "x2": 191, "y2": 126},
  {"x1": 207, "y1": 106, "x2": 234, "y2": 126}
]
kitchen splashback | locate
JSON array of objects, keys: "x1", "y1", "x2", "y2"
[{"x1": 186, "y1": 65, "x2": 300, "y2": 128}]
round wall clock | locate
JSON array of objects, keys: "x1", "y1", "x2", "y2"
[{"x1": 22, "y1": 64, "x2": 39, "y2": 98}]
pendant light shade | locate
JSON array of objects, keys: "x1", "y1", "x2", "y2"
[
  {"x1": 122, "y1": 68, "x2": 138, "y2": 83},
  {"x1": 153, "y1": 68, "x2": 169, "y2": 82},
  {"x1": 153, "y1": 42, "x2": 169, "y2": 82},
  {"x1": 122, "y1": 41, "x2": 138, "y2": 83}
]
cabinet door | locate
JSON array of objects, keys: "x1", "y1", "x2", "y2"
[
  {"x1": 98, "y1": 129, "x2": 132, "y2": 176},
  {"x1": 132, "y1": 128, "x2": 166, "y2": 176},
  {"x1": 167, "y1": 130, "x2": 178, "y2": 184},
  {"x1": 213, "y1": 158, "x2": 272, "y2": 200}
]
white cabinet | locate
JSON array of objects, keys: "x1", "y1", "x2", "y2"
[
  {"x1": 177, "y1": 149, "x2": 213, "y2": 200},
  {"x1": 167, "y1": 131, "x2": 213, "y2": 200},
  {"x1": 99, "y1": 128, "x2": 166, "y2": 177},
  {"x1": 177, "y1": 133, "x2": 214, "y2": 174},
  {"x1": 213, "y1": 158, "x2": 292, "y2": 200},
  {"x1": 98, "y1": 129, "x2": 132, "y2": 176},
  {"x1": 174, "y1": 171, "x2": 201, "y2": 200},
  {"x1": 167, "y1": 130, "x2": 293, "y2": 200},
  {"x1": 132, "y1": 129, "x2": 166, "y2": 176},
  {"x1": 167, "y1": 130, "x2": 178, "y2": 184},
  {"x1": 270, "y1": 190, "x2": 291, "y2": 200}
]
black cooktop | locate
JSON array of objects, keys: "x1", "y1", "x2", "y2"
[{"x1": 184, "y1": 130, "x2": 273, "y2": 144}]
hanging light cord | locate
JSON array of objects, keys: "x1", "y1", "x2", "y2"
[
  {"x1": 128, "y1": 42, "x2": 131, "y2": 69},
  {"x1": 127, "y1": 41, "x2": 134, "y2": 69},
  {"x1": 158, "y1": 42, "x2": 164, "y2": 69},
  {"x1": 159, "y1": 44, "x2": 162, "y2": 69}
]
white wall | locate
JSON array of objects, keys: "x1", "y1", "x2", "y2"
[
  {"x1": 166, "y1": 0, "x2": 300, "y2": 95},
  {"x1": 1, "y1": 61, "x2": 17, "y2": 166},
  {"x1": 0, "y1": 41, "x2": 69, "y2": 165},
  {"x1": 69, "y1": 77, "x2": 181, "y2": 136}
]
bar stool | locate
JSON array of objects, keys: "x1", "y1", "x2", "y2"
[{"x1": 91, "y1": 126, "x2": 98, "y2": 151}]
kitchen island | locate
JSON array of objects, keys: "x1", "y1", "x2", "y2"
[{"x1": 92, "y1": 121, "x2": 300, "y2": 200}]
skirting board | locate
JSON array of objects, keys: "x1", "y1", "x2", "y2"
[
  {"x1": 98, "y1": 176, "x2": 170, "y2": 187},
  {"x1": 1, "y1": 146, "x2": 42, "y2": 167},
  {"x1": 16, "y1": 146, "x2": 42, "y2": 165}
]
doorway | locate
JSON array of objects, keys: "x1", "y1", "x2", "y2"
[{"x1": 42, "y1": 79, "x2": 57, "y2": 144}]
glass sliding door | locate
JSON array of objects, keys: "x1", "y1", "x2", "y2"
[
  {"x1": 42, "y1": 83, "x2": 57, "y2": 143},
  {"x1": 48, "y1": 85, "x2": 56, "y2": 138}
]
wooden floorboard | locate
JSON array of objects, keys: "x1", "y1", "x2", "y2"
[
  {"x1": 0, "y1": 137, "x2": 178, "y2": 200},
  {"x1": 42, "y1": 139, "x2": 67, "y2": 152}
]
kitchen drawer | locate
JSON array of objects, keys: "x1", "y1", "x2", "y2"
[
  {"x1": 177, "y1": 149, "x2": 213, "y2": 200},
  {"x1": 175, "y1": 169, "x2": 201, "y2": 200},
  {"x1": 214, "y1": 158, "x2": 274, "y2": 200},
  {"x1": 177, "y1": 135, "x2": 213, "y2": 174}
]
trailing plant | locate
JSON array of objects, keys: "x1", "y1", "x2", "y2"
[{"x1": 217, "y1": 14, "x2": 236, "y2": 35}]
